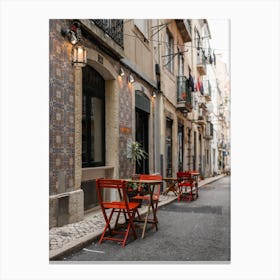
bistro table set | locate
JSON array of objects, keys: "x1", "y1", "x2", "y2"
[
  {"x1": 164, "y1": 171, "x2": 200, "y2": 202},
  {"x1": 95, "y1": 170, "x2": 200, "y2": 247}
]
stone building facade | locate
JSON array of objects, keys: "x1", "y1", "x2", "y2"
[
  {"x1": 49, "y1": 18, "x2": 229, "y2": 228},
  {"x1": 49, "y1": 19, "x2": 157, "y2": 228},
  {"x1": 153, "y1": 19, "x2": 214, "y2": 179}
]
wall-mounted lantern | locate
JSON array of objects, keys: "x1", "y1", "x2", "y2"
[
  {"x1": 72, "y1": 44, "x2": 87, "y2": 67},
  {"x1": 129, "y1": 74, "x2": 135, "y2": 84},
  {"x1": 119, "y1": 67, "x2": 125, "y2": 77},
  {"x1": 61, "y1": 21, "x2": 87, "y2": 67}
]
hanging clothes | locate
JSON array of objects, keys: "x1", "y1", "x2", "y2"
[
  {"x1": 196, "y1": 77, "x2": 200, "y2": 92},
  {"x1": 187, "y1": 74, "x2": 194, "y2": 92}
]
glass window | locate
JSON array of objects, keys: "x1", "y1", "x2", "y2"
[
  {"x1": 82, "y1": 66, "x2": 105, "y2": 167},
  {"x1": 134, "y1": 19, "x2": 149, "y2": 39},
  {"x1": 165, "y1": 30, "x2": 174, "y2": 73}
]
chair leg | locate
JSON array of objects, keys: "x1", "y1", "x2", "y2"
[
  {"x1": 136, "y1": 208, "x2": 141, "y2": 219},
  {"x1": 99, "y1": 208, "x2": 115, "y2": 244},
  {"x1": 129, "y1": 209, "x2": 138, "y2": 239},
  {"x1": 152, "y1": 201, "x2": 159, "y2": 231},
  {"x1": 114, "y1": 209, "x2": 121, "y2": 229},
  {"x1": 121, "y1": 209, "x2": 138, "y2": 247}
]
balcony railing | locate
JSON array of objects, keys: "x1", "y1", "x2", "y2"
[
  {"x1": 195, "y1": 107, "x2": 207, "y2": 126},
  {"x1": 205, "y1": 122, "x2": 213, "y2": 139},
  {"x1": 203, "y1": 80, "x2": 212, "y2": 101},
  {"x1": 196, "y1": 49, "x2": 207, "y2": 75},
  {"x1": 92, "y1": 19, "x2": 124, "y2": 48},
  {"x1": 196, "y1": 115, "x2": 206, "y2": 126},
  {"x1": 177, "y1": 76, "x2": 192, "y2": 112}
]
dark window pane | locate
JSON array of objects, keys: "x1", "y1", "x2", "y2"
[{"x1": 82, "y1": 66, "x2": 105, "y2": 167}]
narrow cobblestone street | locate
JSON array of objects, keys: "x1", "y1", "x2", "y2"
[{"x1": 59, "y1": 176, "x2": 230, "y2": 262}]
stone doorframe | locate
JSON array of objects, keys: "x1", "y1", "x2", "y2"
[{"x1": 74, "y1": 48, "x2": 119, "y2": 190}]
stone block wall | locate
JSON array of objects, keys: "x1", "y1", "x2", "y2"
[
  {"x1": 119, "y1": 79, "x2": 133, "y2": 179},
  {"x1": 49, "y1": 19, "x2": 75, "y2": 195},
  {"x1": 49, "y1": 19, "x2": 83, "y2": 228}
]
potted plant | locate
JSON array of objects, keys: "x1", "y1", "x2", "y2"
[
  {"x1": 128, "y1": 140, "x2": 148, "y2": 177},
  {"x1": 126, "y1": 140, "x2": 148, "y2": 201}
]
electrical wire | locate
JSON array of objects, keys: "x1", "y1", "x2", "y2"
[{"x1": 123, "y1": 32, "x2": 229, "y2": 52}]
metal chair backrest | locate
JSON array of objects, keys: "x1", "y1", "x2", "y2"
[
  {"x1": 96, "y1": 178, "x2": 129, "y2": 206},
  {"x1": 177, "y1": 171, "x2": 191, "y2": 178},
  {"x1": 177, "y1": 171, "x2": 193, "y2": 184}
]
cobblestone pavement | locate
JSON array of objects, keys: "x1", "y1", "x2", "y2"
[{"x1": 49, "y1": 175, "x2": 225, "y2": 259}]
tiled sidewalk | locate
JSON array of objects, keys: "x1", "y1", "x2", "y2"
[{"x1": 49, "y1": 175, "x2": 225, "y2": 259}]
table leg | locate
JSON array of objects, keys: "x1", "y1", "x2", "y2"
[
  {"x1": 141, "y1": 185, "x2": 158, "y2": 239},
  {"x1": 196, "y1": 176, "x2": 199, "y2": 198},
  {"x1": 141, "y1": 204, "x2": 150, "y2": 239},
  {"x1": 163, "y1": 182, "x2": 172, "y2": 195},
  {"x1": 163, "y1": 181, "x2": 178, "y2": 196}
]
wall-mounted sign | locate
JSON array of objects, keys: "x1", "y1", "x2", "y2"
[{"x1": 120, "y1": 126, "x2": 131, "y2": 134}]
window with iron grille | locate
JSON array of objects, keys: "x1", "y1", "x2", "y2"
[{"x1": 92, "y1": 19, "x2": 124, "y2": 48}]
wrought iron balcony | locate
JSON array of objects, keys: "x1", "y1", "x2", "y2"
[
  {"x1": 196, "y1": 49, "x2": 207, "y2": 75},
  {"x1": 218, "y1": 140, "x2": 227, "y2": 150},
  {"x1": 196, "y1": 115, "x2": 207, "y2": 126},
  {"x1": 177, "y1": 76, "x2": 192, "y2": 112},
  {"x1": 195, "y1": 107, "x2": 207, "y2": 126},
  {"x1": 175, "y1": 19, "x2": 192, "y2": 43},
  {"x1": 91, "y1": 19, "x2": 124, "y2": 48},
  {"x1": 203, "y1": 80, "x2": 212, "y2": 101},
  {"x1": 205, "y1": 122, "x2": 213, "y2": 139}
]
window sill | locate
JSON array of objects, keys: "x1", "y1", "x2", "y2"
[
  {"x1": 82, "y1": 166, "x2": 114, "y2": 171},
  {"x1": 82, "y1": 166, "x2": 115, "y2": 182}
]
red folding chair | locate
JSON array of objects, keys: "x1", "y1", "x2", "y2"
[
  {"x1": 177, "y1": 172, "x2": 196, "y2": 202},
  {"x1": 96, "y1": 179, "x2": 139, "y2": 247}
]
